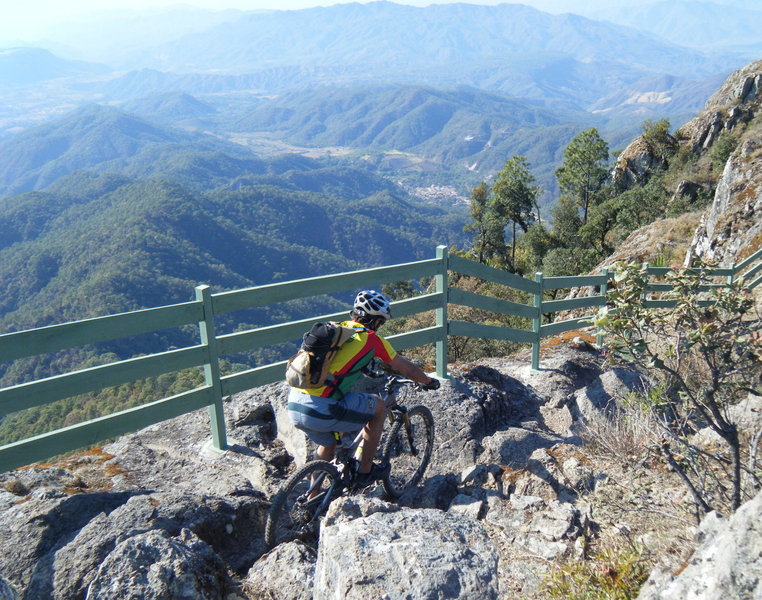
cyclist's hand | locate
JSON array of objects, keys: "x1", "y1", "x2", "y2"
[{"x1": 422, "y1": 378, "x2": 440, "y2": 391}]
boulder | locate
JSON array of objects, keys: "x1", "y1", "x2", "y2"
[
  {"x1": 84, "y1": 528, "x2": 228, "y2": 600},
  {"x1": 0, "y1": 489, "x2": 135, "y2": 598},
  {"x1": 569, "y1": 368, "x2": 646, "y2": 423},
  {"x1": 636, "y1": 490, "x2": 762, "y2": 599},
  {"x1": 0, "y1": 490, "x2": 267, "y2": 599},
  {"x1": 313, "y1": 508, "x2": 500, "y2": 600},
  {"x1": 245, "y1": 541, "x2": 317, "y2": 600}
]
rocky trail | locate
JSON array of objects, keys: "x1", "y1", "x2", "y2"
[{"x1": 2, "y1": 340, "x2": 759, "y2": 599}]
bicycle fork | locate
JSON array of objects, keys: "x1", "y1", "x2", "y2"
[
  {"x1": 302, "y1": 472, "x2": 337, "y2": 521},
  {"x1": 389, "y1": 406, "x2": 419, "y2": 457}
]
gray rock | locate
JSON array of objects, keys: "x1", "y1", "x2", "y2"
[
  {"x1": 509, "y1": 448, "x2": 577, "y2": 502},
  {"x1": 480, "y1": 427, "x2": 560, "y2": 469},
  {"x1": 636, "y1": 490, "x2": 762, "y2": 600},
  {"x1": 322, "y1": 495, "x2": 400, "y2": 528},
  {"x1": 448, "y1": 493, "x2": 485, "y2": 520},
  {"x1": 680, "y1": 60, "x2": 761, "y2": 155},
  {"x1": 727, "y1": 392, "x2": 762, "y2": 431},
  {"x1": 313, "y1": 509, "x2": 499, "y2": 600},
  {"x1": 422, "y1": 367, "x2": 542, "y2": 473},
  {"x1": 245, "y1": 541, "x2": 316, "y2": 600},
  {"x1": 0, "y1": 490, "x2": 135, "y2": 598},
  {"x1": 570, "y1": 368, "x2": 645, "y2": 423},
  {"x1": 528, "y1": 501, "x2": 585, "y2": 541},
  {"x1": 403, "y1": 473, "x2": 459, "y2": 510},
  {"x1": 85, "y1": 528, "x2": 228, "y2": 600},
  {"x1": 510, "y1": 495, "x2": 544, "y2": 511},
  {"x1": 689, "y1": 129, "x2": 762, "y2": 266},
  {"x1": 613, "y1": 134, "x2": 676, "y2": 190},
  {"x1": 0, "y1": 490, "x2": 268, "y2": 599}
]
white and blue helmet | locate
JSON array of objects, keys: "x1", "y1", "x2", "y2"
[{"x1": 353, "y1": 290, "x2": 391, "y2": 319}]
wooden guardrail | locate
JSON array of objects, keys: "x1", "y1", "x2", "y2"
[{"x1": 0, "y1": 245, "x2": 759, "y2": 471}]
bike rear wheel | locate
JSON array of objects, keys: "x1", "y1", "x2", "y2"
[
  {"x1": 381, "y1": 405, "x2": 435, "y2": 499},
  {"x1": 265, "y1": 460, "x2": 340, "y2": 549}
]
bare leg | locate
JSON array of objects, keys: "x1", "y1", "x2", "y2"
[
  {"x1": 308, "y1": 441, "x2": 337, "y2": 499},
  {"x1": 358, "y1": 396, "x2": 386, "y2": 474},
  {"x1": 315, "y1": 442, "x2": 336, "y2": 462}
]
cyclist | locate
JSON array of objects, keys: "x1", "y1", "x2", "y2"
[{"x1": 287, "y1": 289, "x2": 439, "y2": 486}]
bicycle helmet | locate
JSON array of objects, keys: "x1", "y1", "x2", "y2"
[{"x1": 353, "y1": 290, "x2": 392, "y2": 320}]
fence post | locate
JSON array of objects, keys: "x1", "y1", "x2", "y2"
[
  {"x1": 435, "y1": 245, "x2": 449, "y2": 379},
  {"x1": 641, "y1": 262, "x2": 650, "y2": 304},
  {"x1": 728, "y1": 262, "x2": 735, "y2": 286},
  {"x1": 531, "y1": 272, "x2": 543, "y2": 370},
  {"x1": 195, "y1": 285, "x2": 228, "y2": 452},
  {"x1": 597, "y1": 268, "x2": 609, "y2": 348}
]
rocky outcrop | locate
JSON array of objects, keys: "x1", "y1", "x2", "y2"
[
  {"x1": 636, "y1": 490, "x2": 762, "y2": 600},
  {"x1": 688, "y1": 126, "x2": 762, "y2": 266},
  {"x1": 314, "y1": 502, "x2": 500, "y2": 600},
  {"x1": 678, "y1": 59, "x2": 762, "y2": 154},
  {"x1": 612, "y1": 133, "x2": 677, "y2": 190},
  {"x1": 0, "y1": 346, "x2": 654, "y2": 600}
]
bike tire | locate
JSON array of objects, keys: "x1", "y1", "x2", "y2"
[
  {"x1": 381, "y1": 405, "x2": 435, "y2": 499},
  {"x1": 265, "y1": 460, "x2": 340, "y2": 549}
]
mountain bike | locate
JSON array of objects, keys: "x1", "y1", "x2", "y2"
[{"x1": 264, "y1": 374, "x2": 435, "y2": 549}]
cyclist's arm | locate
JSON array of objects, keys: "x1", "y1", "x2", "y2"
[{"x1": 390, "y1": 354, "x2": 436, "y2": 386}]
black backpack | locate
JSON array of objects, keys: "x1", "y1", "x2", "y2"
[{"x1": 285, "y1": 322, "x2": 362, "y2": 388}]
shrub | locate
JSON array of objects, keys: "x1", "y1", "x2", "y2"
[
  {"x1": 595, "y1": 261, "x2": 762, "y2": 518},
  {"x1": 545, "y1": 545, "x2": 650, "y2": 600}
]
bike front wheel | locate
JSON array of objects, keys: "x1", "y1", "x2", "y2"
[
  {"x1": 265, "y1": 460, "x2": 341, "y2": 549},
  {"x1": 381, "y1": 405, "x2": 435, "y2": 499}
]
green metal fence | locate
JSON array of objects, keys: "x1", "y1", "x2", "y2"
[{"x1": 1, "y1": 245, "x2": 760, "y2": 472}]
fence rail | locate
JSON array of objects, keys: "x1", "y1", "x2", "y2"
[{"x1": 0, "y1": 244, "x2": 759, "y2": 472}]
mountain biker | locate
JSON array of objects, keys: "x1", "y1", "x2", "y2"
[{"x1": 287, "y1": 289, "x2": 440, "y2": 486}]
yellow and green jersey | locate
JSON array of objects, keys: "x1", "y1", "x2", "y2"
[{"x1": 293, "y1": 319, "x2": 396, "y2": 400}]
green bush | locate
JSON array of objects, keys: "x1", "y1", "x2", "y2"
[{"x1": 545, "y1": 546, "x2": 650, "y2": 600}]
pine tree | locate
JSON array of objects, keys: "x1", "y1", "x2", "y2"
[
  {"x1": 491, "y1": 156, "x2": 539, "y2": 269},
  {"x1": 555, "y1": 128, "x2": 609, "y2": 224}
]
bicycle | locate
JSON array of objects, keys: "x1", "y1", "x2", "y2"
[{"x1": 264, "y1": 374, "x2": 436, "y2": 549}]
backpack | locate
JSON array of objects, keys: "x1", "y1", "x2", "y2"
[{"x1": 285, "y1": 321, "x2": 363, "y2": 389}]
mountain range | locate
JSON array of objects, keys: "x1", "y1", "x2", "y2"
[
  {"x1": 599, "y1": 0, "x2": 762, "y2": 53},
  {"x1": 0, "y1": 0, "x2": 755, "y2": 346}
]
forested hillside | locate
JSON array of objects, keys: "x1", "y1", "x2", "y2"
[{"x1": 0, "y1": 172, "x2": 463, "y2": 333}]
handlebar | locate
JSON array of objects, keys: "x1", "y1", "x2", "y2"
[{"x1": 364, "y1": 361, "x2": 440, "y2": 392}]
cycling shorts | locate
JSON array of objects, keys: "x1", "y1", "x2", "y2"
[{"x1": 287, "y1": 388, "x2": 379, "y2": 447}]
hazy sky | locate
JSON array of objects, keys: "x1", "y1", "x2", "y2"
[
  {"x1": 3, "y1": 0, "x2": 756, "y2": 45},
  {"x1": 2, "y1": 0, "x2": 665, "y2": 41}
]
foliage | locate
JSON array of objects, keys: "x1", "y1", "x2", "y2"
[
  {"x1": 381, "y1": 272, "x2": 531, "y2": 365},
  {"x1": 595, "y1": 262, "x2": 762, "y2": 517},
  {"x1": 580, "y1": 177, "x2": 667, "y2": 252},
  {"x1": 491, "y1": 155, "x2": 540, "y2": 268},
  {"x1": 641, "y1": 118, "x2": 677, "y2": 161},
  {"x1": 711, "y1": 131, "x2": 739, "y2": 172},
  {"x1": 550, "y1": 198, "x2": 584, "y2": 247},
  {"x1": 545, "y1": 545, "x2": 650, "y2": 600},
  {"x1": 514, "y1": 223, "x2": 557, "y2": 274},
  {"x1": 463, "y1": 181, "x2": 504, "y2": 264},
  {"x1": 555, "y1": 128, "x2": 610, "y2": 224},
  {"x1": 541, "y1": 247, "x2": 602, "y2": 278}
]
